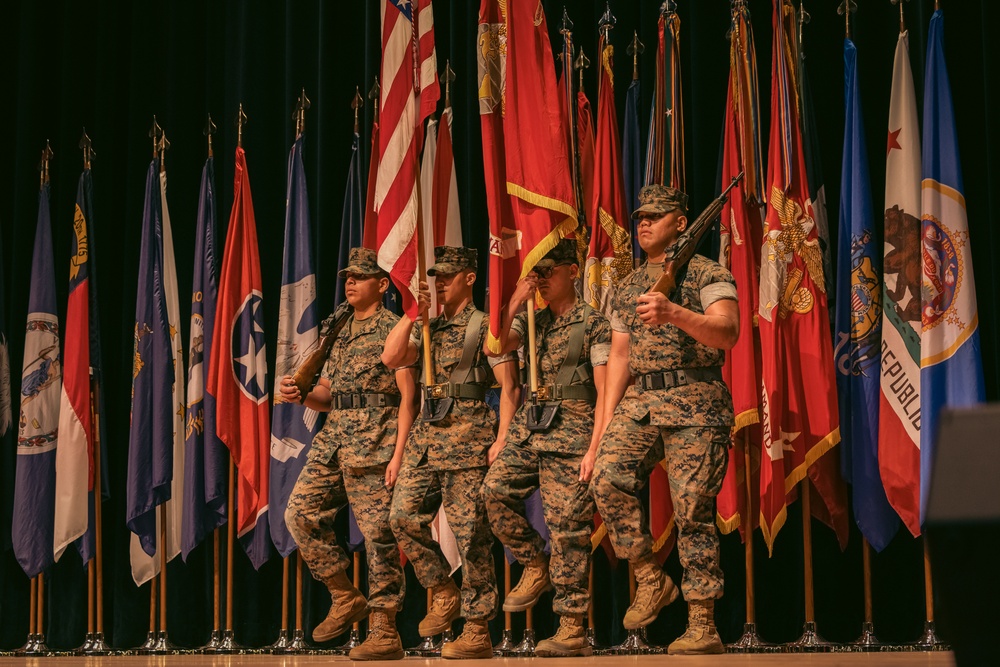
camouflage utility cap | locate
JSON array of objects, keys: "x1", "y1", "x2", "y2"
[
  {"x1": 427, "y1": 246, "x2": 478, "y2": 276},
  {"x1": 338, "y1": 247, "x2": 384, "y2": 277},
  {"x1": 533, "y1": 238, "x2": 578, "y2": 269},
  {"x1": 631, "y1": 184, "x2": 689, "y2": 219}
]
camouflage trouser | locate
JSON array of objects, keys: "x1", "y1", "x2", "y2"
[
  {"x1": 590, "y1": 417, "x2": 729, "y2": 600},
  {"x1": 284, "y1": 454, "x2": 404, "y2": 610},
  {"x1": 483, "y1": 440, "x2": 594, "y2": 615},
  {"x1": 389, "y1": 463, "x2": 497, "y2": 620}
]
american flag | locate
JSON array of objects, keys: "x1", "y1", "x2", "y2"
[{"x1": 375, "y1": 0, "x2": 438, "y2": 319}]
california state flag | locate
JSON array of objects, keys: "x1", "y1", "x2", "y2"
[{"x1": 878, "y1": 29, "x2": 922, "y2": 538}]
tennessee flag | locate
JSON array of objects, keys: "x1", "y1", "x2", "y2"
[
  {"x1": 208, "y1": 146, "x2": 271, "y2": 568},
  {"x1": 480, "y1": 0, "x2": 577, "y2": 352},
  {"x1": 757, "y1": 0, "x2": 847, "y2": 553}
]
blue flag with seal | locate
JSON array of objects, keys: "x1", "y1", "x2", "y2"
[
  {"x1": 269, "y1": 135, "x2": 322, "y2": 558},
  {"x1": 622, "y1": 76, "x2": 642, "y2": 263},
  {"x1": 919, "y1": 9, "x2": 986, "y2": 518},
  {"x1": 12, "y1": 182, "x2": 61, "y2": 577},
  {"x1": 834, "y1": 37, "x2": 898, "y2": 552},
  {"x1": 126, "y1": 159, "x2": 175, "y2": 559},
  {"x1": 181, "y1": 156, "x2": 229, "y2": 560}
]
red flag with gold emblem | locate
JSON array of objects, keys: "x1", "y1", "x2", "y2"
[{"x1": 757, "y1": 0, "x2": 848, "y2": 553}]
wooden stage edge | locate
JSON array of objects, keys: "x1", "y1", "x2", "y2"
[{"x1": 0, "y1": 653, "x2": 957, "y2": 666}]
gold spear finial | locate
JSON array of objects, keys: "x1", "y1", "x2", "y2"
[
  {"x1": 599, "y1": 3, "x2": 616, "y2": 43},
  {"x1": 890, "y1": 0, "x2": 910, "y2": 32},
  {"x1": 351, "y1": 87, "x2": 364, "y2": 134},
  {"x1": 441, "y1": 60, "x2": 456, "y2": 109},
  {"x1": 79, "y1": 128, "x2": 95, "y2": 171},
  {"x1": 39, "y1": 141, "x2": 54, "y2": 190},
  {"x1": 627, "y1": 30, "x2": 644, "y2": 82},
  {"x1": 204, "y1": 113, "x2": 217, "y2": 158},
  {"x1": 575, "y1": 46, "x2": 591, "y2": 92},
  {"x1": 158, "y1": 129, "x2": 170, "y2": 174},
  {"x1": 149, "y1": 116, "x2": 163, "y2": 159},
  {"x1": 368, "y1": 78, "x2": 381, "y2": 124},
  {"x1": 236, "y1": 104, "x2": 247, "y2": 148},
  {"x1": 798, "y1": 0, "x2": 811, "y2": 49},
  {"x1": 294, "y1": 88, "x2": 311, "y2": 139},
  {"x1": 838, "y1": 0, "x2": 857, "y2": 39}
]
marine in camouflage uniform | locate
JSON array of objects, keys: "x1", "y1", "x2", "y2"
[
  {"x1": 590, "y1": 185, "x2": 739, "y2": 655},
  {"x1": 483, "y1": 239, "x2": 611, "y2": 657},
  {"x1": 382, "y1": 246, "x2": 519, "y2": 659},
  {"x1": 281, "y1": 248, "x2": 416, "y2": 659}
]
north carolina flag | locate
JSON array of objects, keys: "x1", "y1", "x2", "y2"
[
  {"x1": 181, "y1": 156, "x2": 228, "y2": 560},
  {"x1": 834, "y1": 37, "x2": 898, "y2": 552},
  {"x1": 54, "y1": 168, "x2": 99, "y2": 563},
  {"x1": 208, "y1": 146, "x2": 273, "y2": 569},
  {"x1": 878, "y1": 29, "x2": 922, "y2": 538},
  {"x1": 12, "y1": 183, "x2": 61, "y2": 578},
  {"x1": 919, "y1": 8, "x2": 985, "y2": 519},
  {"x1": 270, "y1": 135, "x2": 322, "y2": 558},
  {"x1": 758, "y1": 0, "x2": 847, "y2": 553}
]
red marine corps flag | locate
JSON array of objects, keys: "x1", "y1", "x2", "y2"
[
  {"x1": 479, "y1": 0, "x2": 577, "y2": 353},
  {"x1": 757, "y1": 0, "x2": 847, "y2": 552},
  {"x1": 715, "y1": 2, "x2": 764, "y2": 538}
]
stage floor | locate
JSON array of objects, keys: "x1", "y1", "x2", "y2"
[{"x1": 0, "y1": 654, "x2": 957, "y2": 666}]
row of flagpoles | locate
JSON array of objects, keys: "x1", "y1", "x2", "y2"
[{"x1": 1, "y1": 0, "x2": 985, "y2": 653}]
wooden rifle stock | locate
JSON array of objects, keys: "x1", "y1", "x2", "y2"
[
  {"x1": 650, "y1": 171, "x2": 745, "y2": 298},
  {"x1": 289, "y1": 303, "x2": 353, "y2": 401}
]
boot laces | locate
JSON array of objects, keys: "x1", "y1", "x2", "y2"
[
  {"x1": 513, "y1": 565, "x2": 543, "y2": 593},
  {"x1": 553, "y1": 622, "x2": 579, "y2": 641},
  {"x1": 367, "y1": 612, "x2": 390, "y2": 638}
]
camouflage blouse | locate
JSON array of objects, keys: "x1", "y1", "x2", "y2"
[
  {"x1": 407, "y1": 302, "x2": 516, "y2": 469},
  {"x1": 609, "y1": 254, "x2": 737, "y2": 428},
  {"x1": 505, "y1": 299, "x2": 610, "y2": 454},
  {"x1": 312, "y1": 305, "x2": 401, "y2": 467}
]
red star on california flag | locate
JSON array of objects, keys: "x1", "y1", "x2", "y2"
[{"x1": 887, "y1": 128, "x2": 902, "y2": 156}]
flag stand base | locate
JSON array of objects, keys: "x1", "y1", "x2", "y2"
[
  {"x1": 142, "y1": 631, "x2": 179, "y2": 654},
  {"x1": 137, "y1": 632, "x2": 158, "y2": 653},
  {"x1": 512, "y1": 628, "x2": 537, "y2": 655},
  {"x1": 332, "y1": 628, "x2": 362, "y2": 655},
  {"x1": 788, "y1": 622, "x2": 836, "y2": 652},
  {"x1": 912, "y1": 621, "x2": 950, "y2": 651},
  {"x1": 15, "y1": 633, "x2": 49, "y2": 656},
  {"x1": 586, "y1": 627, "x2": 604, "y2": 651},
  {"x1": 284, "y1": 629, "x2": 313, "y2": 653},
  {"x1": 603, "y1": 627, "x2": 659, "y2": 655},
  {"x1": 493, "y1": 629, "x2": 516, "y2": 656},
  {"x1": 200, "y1": 630, "x2": 224, "y2": 653},
  {"x1": 845, "y1": 622, "x2": 887, "y2": 652},
  {"x1": 212, "y1": 629, "x2": 248, "y2": 654},
  {"x1": 80, "y1": 632, "x2": 113, "y2": 655},
  {"x1": 266, "y1": 629, "x2": 289, "y2": 653},
  {"x1": 727, "y1": 623, "x2": 781, "y2": 653}
]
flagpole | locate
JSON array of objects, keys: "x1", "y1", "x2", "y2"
[
  {"x1": 87, "y1": 373, "x2": 111, "y2": 654},
  {"x1": 607, "y1": 562, "x2": 653, "y2": 654},
  {"x1": 335, "y1": 553, "x2": 364, "y2": 653},
  {"x1": 559, "y1": 9, "x2": 585, "y2": 229},
  {"x1": 915, "y1": 538, "x2": 948, "y2": 649},
  {"x1": 286, "y1": 552, "x2": 307, "y2": 652},
  {"x1": 20, "y1": 576, "x2": 36, "y2": 654},
  {"x1": 493, "y1": 560, "x2": 515, "y2": 655},
  {"x1": 788, "y1": 479, "x2": 835, "y2": 652},
  {"x1": 36, "y1": 572, "x2": 47, "y2": 652}
]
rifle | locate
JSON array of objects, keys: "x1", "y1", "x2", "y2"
[
  {"x1": 649, "y1": 170, "x2": 744, "y2": 298},
  {"x1": 288, "y1": 301, "x2": 353, "y2": 401}
]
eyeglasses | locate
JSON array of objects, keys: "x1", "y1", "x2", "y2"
[{"x1": 532, "y1": 261, "x2": 573, "y2": 278}]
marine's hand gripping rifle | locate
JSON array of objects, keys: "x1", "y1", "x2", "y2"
[
  {"x1": 288, "y1": 300, "x2": 353, "y2": 401},
  {"x1": 649, "y1": 171, "x2": 745, "y2": 299}
]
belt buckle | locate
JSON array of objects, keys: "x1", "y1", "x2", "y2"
[
  {"x1": 676, "y1": 370, "x2": 687, "y2": 385},
  {"x1": 535, "y1": 385, "x2": 552, "y2": 401},
  {"x1": 429, "y1": 384, "x2": 447, "y2": 399},
  {"x1": 649, "y1": 373, "x2": 664, "y2": 391},
  {"x1": 350, "y1": 393, "x2": 362, "y2": 409}
]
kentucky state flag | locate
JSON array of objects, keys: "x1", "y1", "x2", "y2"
[
  {"x1": 919, "y1": 9, "x2": 985, "y2": 519},
  {"x1": 13, "y1": 183, "x2": 61, "y2": 578},
  {"x1": 834, "y1": 37, "x2": 898, "y2": 552},
  {"x1": 209, "y1": 146, "x2": 273, "y2": 569},
  {"x1": 269, "y1": 135, "x2": 321, "y2": 558},
  {"x1": 181, "y1": 156, "x2": 228, "y2": 560}
]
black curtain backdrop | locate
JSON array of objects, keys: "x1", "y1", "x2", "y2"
[{"x1": 1, "y1": 0, "x2": 998, "y2": 652}]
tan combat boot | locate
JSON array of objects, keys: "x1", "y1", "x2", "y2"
[
  {"x1": 441, "y1": 619, "x2": 493, "y2": 659},
  {"x1": 534, "y1": 614, "x2": 593, "y2": 657},
  {"x1": 667, "y1": 600, "x2": 725, "y2": 655},
  {"x1": 312, "y1": 570, "x2": 369, "y2": 643},
  {"x1": 349, "y1": 609, "x2": 404, "y2": 661},
  {"x1": 622, "y1": 557, "x2": 680, "y2": 629},
  {"x1": 418, "y1": 579, "x2": 461, "y2": 636},
  {"x1": 502, "y1": 553, "x2": 553, "y2": 612}
]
